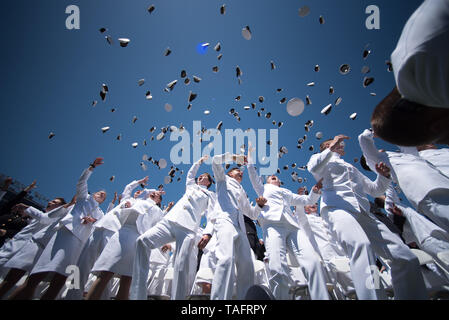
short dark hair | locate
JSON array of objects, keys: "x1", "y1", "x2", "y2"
[
  {"x1": 227, "y1": 167, "x2": 241, "y2": 175},
  {"x1": 196, "y1": 172, "x2": 214, "y2": 189},
  {"x1": 319, "y1": 139, "x2": 333, "y2": 152},
  {"x1": 371, "y1": 87, "x2": 436, "y2": 146},
  {"x1": 359, "y1": 155, "x2": 372, "y2": 172},
  {"x1": 54, "y1": 197, "x2": 66, "y2": 205}
]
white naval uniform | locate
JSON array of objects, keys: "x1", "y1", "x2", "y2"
[
  {"x1": 307, "y1": 148, "x2": 427, "y2": 300},
  {"x1": 391, "y1": 0, "x2": 449, "y2": 109},
  {"x1": 0, "y1": 205, "x2": 67, "y2": 272},
  {"x1": 91, "y1": 199, "x2": 163, "y2": 277},
  {"x1": 64, "y1": 180, "x2": 152, "y2": 300},
  {"x1": 209, "y1": 153, "x2": 261, "y2": 300},
  {"x1": 130, "y1": 159, "x2": 216, "y2": 300},
  {"x1": 31, "y1": 168, "x2": 104, "y2": 276},
  {"x1": 3, "y1": 205, "x2": 72, "y2": 273},
  {"x1": 247, "y1": 163, "x2": 328, "y2": 300}
]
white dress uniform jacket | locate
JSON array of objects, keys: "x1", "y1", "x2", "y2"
[
  {"x1": 307, "y1": 148, "x2": 391, "y2": 214},
  {"x1": 59, "y1": 168, "x2": 104, "y2": 243},
  {"x1": 247, "y1": 162, "x2": 329, "y2": 300}
]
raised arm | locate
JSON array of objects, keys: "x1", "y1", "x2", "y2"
[
  {"x1": 355, "y1": 163, "x2": 391, "y2": 198},
  {"x1": 122, "y1": 176, "x2": 148, "y2": 200},
  {"x1": 186, "y1": 156, "x2": 208, "y2": 187},
  {"x1": 285, "y1": 179, "x2": 322, "y2": 207},
  {"x1": 76, "y1": 158, "x2": 103, "y2": 201},
  {"x1": 212, "y1": 153, "x2": 233, "y2": 183},
  {"x1": 358, "y1": 129, "x2": 386, "y2": 171},
  {"x1": 247, "y1": 163, "x2": 265, "y2": 197}
]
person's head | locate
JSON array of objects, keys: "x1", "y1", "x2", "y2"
[
  {"x1": 297, "y1": 186, "x2": 307, "y2": 195},
  {"x1": 227, "y1": 167, "x2": 243, "y2": 183},
  {"x1": 46, "y1": 197, "x2": 66, "y2": 212},
  {"x1": 197, "y1": 173, "x2": 213, "y2": 189},
  {"x1": 371, "y1": 87, "x2": 449, "y2": 146},
  {"x1": 133, "y1": 189, "x2": 144, "y2": 199},
  {"x1": 93, "y1": 190, "x2": 107, "y2": 204},
  {"x1": 266, "y1": 175, "x2": 281, "y2": 187},
  {"x1": 304, "y1": 203, "x2": 318, "y2": 215},
  {"x1": 320, "y1": 138, "x2": 345, "y2": 156},
  {"x1": 148, "y1": 191, "x2": 162, "y2": 207},
  {"x1": 374, "y1": 196, "x2": 386, "y2": 209},
  {"x1": 417, "y1": 144, "x2": 437, "y2": 152}
]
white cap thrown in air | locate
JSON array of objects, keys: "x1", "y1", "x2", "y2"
[{"x1": 391, "y1": 0, "x2": 449, "y2": 108}]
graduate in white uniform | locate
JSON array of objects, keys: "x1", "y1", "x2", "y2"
[
  {"x1": 246, "y1": 152, "x2": 329, "y2": 300},
  {"x1": 9, "y1": 158, "x2": 106, "y2": 300},
  {"x1": 208, "y1": 153, "x2": 265, "y2": 300},
  {"x1": 359, "y1": 129, "x2": 449, "y2": 233},
  {"x1": 0, "y1": 180, "x2": 38, "y2": 267},
  {"x1": 130, "y1": 156, "x2": 216, "y2": 300},
  {"x1": 307, "y1": 134, "x2": 427, "y2": 300},
  {"x1": 86, "y1": 190, "x2": 164, "y2": 300},
  {"x1": 0, "y1": 197, "x2": 70, "y2": 298},
  {"x1": 64, "y1": 176, "x2": 153, "y2": 300},
  {"x1": 371, "y1": 0, "x2": 449, "y2": 147},
  {"x1": 301, "y1": 203, "x2": 355, "y2": 296}
]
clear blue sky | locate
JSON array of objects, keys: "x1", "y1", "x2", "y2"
[{"x1": 0, "y1": 0, "x2": 424, "y2": 219}]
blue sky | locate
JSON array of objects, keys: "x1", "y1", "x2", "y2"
[{"x1": 0, "y1": 0, "x2": 423, "y2": 222}]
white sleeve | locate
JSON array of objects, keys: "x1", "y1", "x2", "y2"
[
  {"x1": 212, "y1": 154, "x2": 232, "y2": 183},
  {"x1": 358, "y1": 129, "x2": 384, "y2": 171},
  {"x1": 202, "y1": 193, "x2": 217, "y2": 235},
  {"x1": 247, "y1": 163, "x2": 265, "y2": 197},
  {"x1": 355, "y1": 168, "x2": 391, "y2": 198},
  {"x1": 186, "y1": 159, "x2": 202, "y2": 187},
  {"x1": 307, "y1": 149, "x2": 334, "y2": 177},
  {"x1": 285, "y1": 189, "x2": 320, "y2": 207},
  {"x1": 240, "y1": 192, "x2": 261, "y2": 220},
  {"x1": 76, "y1": 168, "x2": 92, "y2": 201},
  {"x1": 0, "y1": 191, "x2": 6, "y2": 202},
  {"x1": 121, "y1": 180, "x2": 141, "y2": 200}
]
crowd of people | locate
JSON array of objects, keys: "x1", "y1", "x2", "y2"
[{"x1": 0, "y1": 0, "x2": 449, "y2": 300}]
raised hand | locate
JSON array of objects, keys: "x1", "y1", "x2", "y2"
[
  {"x1": 329, "y1": 134, "x2": 350, "y2": 152},
  {"x1": 24, "y1": 180, "x2": 37, "y2": 193},
  {"x1": 199, "y1": 155, "x2": 209, "y2": 164},
  {"x1": 166, "y1": 201, "x2": 175, "y2": 212},
  {"x1": 89, "y1": 157, "x2": 104, "y2": 170},
  {"x1": 312, "y1": 178, "x2": 324, "y2": 193},
  {"x1": 375, "y1": 162, "x2": 391, "y2": 178},
  {"x1": 161, "y1": 243, "x2": 172, "y2": 253},
  {"x1": 138, "y1": 176, "x2": 149, "y2": 186},
  {"x1": 256, "y1": 196, "x2": 267, "y2": 208},
  {"x1": 81, "y1": 216, "x2": 97, "y2": 224},
  {"x1": 198, "y1": 234, "x2": 211, "y2": 250},
  {"x1": 388, "y1": 204, "x2": 403, "y2": 217}
]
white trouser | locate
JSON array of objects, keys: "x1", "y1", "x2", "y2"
[
  {"x1": 65, "y1": 228, "x2": 115, "y2": 300},
  {"x1": 262, "y1": 218, "x2": 330, "y2": 300},
  {"x1": 322, "y1": 207, "x2": 428, "y2": 300},
  {"x1": 130, "y1": 219, "x2": 197, "y2": 300},
  {"x1": 418, "y1": 189, "x2": 449, "y2": 233},
  {"x1": 210, "y1": 218, "x2": 254, "y2": 300}
]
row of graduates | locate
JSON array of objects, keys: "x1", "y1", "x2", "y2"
[{"x1": 0, "y1": 127, "x2": 449, "y2": 300}]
